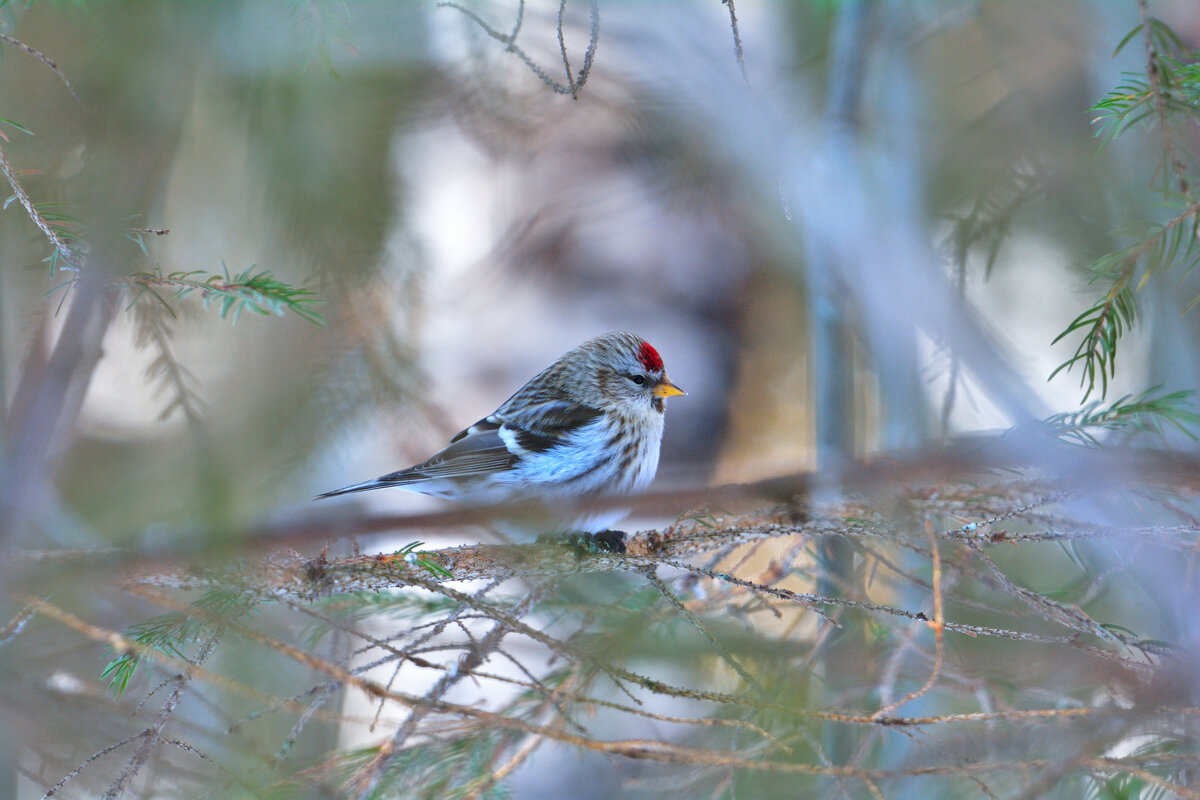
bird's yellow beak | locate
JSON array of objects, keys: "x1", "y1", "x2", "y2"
[{"x1": 652, "y1": 377, "x2": 686, "y2": 399}]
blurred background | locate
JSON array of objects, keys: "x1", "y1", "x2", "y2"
[{"x1": 3, "y1": 1, "x2": 1200, "y2": 798}]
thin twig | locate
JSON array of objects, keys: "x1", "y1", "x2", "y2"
[
  {"x1": 643, "y1": 567, "x2": 766, "y2": 696},
  {"x1": 1138, "y1": 0, "x2": 1189, "y2": 198},
  {"x1": 462, "y1": 730, "x2": 545, "y2": 800},
  {"x1": 0, "y1": 32, "x2": 78, "y2": 100},
  {"x1": 40, "y1": 734, "x2": 143, "y2": 799},
  {"x1": 722, "y1": 0, "x2": 748, "y2": 84},
  {"x1": 0, "y1": 604, "x2": 35, "y2": 647},
  {"x1": 0, "y1": 145, "x2": 76, "y2": 264},
  {"x1": 349, "y1": 593, "x2": 531, "y2": 800},
  {"x1": 101, "y1": 632, "x2": 221, "y2": 800},
  {"x1": 555, "y1": 0, "x2": 574, "y2": 96},
  {"x1": 574, "y1": 0, "x2": 600, "y2": 94},
  {"x1": 872, "y1": 519, "x2": 945, "y2": 719},
  {"x1": 438, "y1": 1, "x2": 573, "y2": 95}
]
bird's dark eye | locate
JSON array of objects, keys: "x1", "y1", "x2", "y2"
[{"x1": 629, "y1": 374, "x2": 646, "y2": 386}]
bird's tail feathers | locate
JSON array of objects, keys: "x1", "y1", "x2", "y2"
[{"x1": 314, "y1": 471, "x2": 418, "y2": 500}]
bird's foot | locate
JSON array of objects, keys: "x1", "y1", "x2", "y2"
[{"x1": 589, "y1": 529, "x2": 627, "y2": 554}]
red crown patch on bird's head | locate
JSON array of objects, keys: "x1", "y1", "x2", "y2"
[{"x1": 637, "y1": 341, "x2": 664, "y2": 373}]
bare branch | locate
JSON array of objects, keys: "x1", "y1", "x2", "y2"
[{"x1": 0, "y1": 32, "x2": 78, "y2": 100}]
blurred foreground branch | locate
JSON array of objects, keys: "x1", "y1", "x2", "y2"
[{"x1": 16, "y1": 451, "x2": 1200, "y2": 798}]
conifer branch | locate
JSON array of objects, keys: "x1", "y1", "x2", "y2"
[
  {"x1": 123, "y1": 264, "x2": 325, "y2": 325},
  {"x1": 0, "y1": 145, "x2": 78, "y2": 265}
]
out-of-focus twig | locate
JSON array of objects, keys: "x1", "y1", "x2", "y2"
[
  {"x1": 1138, "y1": 0, "x2": 1191, "y2": 199},
  {"x1": 0, "y1": 146, "x2": 77, "y2": 265},
  {"x1": 722, "y1": 0, "x2": 748, "y2": 84},
  {"x1": 0, "y1": 32, "x2": 78, "y2": 101},
  {"x1": 871, "y1": 518, "x2": 944, "y2": 719},
  {"x1": 100, "y1": 634, "x2": 220, "y2": 800}
]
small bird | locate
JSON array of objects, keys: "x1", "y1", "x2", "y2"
[{"x1": 316, "y1": 332, "x2": 685, "y2": 549}]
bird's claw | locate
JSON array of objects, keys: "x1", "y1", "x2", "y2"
[{"x1": 590, "y1": 529, "x2": 627, "y2": 554}]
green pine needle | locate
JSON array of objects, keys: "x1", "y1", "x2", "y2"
[
  {"x1": 102, "y1": 589, "x2": 259, "y2": 695},
  {"x1": 124, "y1": 264, "x2": 326, "y2": 326},
  {"x1": 1046, "y1": 387, "x2": 1198, "y2": 446}
]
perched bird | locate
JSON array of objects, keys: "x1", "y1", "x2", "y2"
[{"x1": 316, "y1": 332, "x2": 685, "y2": 549}]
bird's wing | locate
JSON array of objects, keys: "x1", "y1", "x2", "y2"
[
  {"x1": 315, "y1": 420, "x2": 514, "y2": 498},
  {"x1": 314, "y1": 400, "x2": 602, "y2": 499},
  {"x1": 487, "y1": 399, "x2": 604, "y2": 453},
  {"x1": 396, "y1": 399, "x2": 602, "y2": 483},
  {"x1": 389, "y1": 420, "x2": 516, "y2": 482}
]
